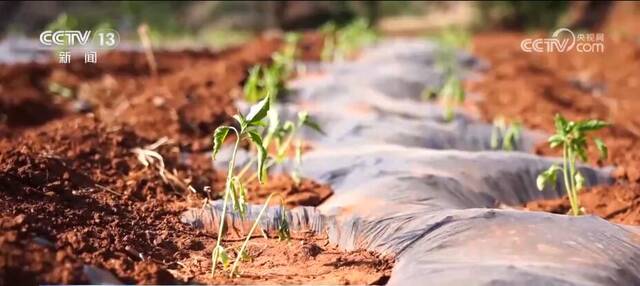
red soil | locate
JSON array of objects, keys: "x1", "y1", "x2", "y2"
[
  {"x1": 468, "y1": 3, "x2": 640, "y2": 224},
  {"x1": 0, "y1": 34, "x2": 387, "y2": 285}
]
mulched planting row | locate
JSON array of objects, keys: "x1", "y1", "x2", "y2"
[
  {"x1": 468, "y1": 29, "x2": 640, "y2": 224},
  {"x1": 0, "y1": 33, "x2": 392, "y2": 285}
]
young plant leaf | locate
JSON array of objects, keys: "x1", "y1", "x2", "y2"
[
  {"x1": 298, "y1": 111, "x2": 325, "y2": 135},
  {"x1": 578, "y1": 120, "x2": 607, "y2": 132},
  {"x1": 245, "y1": 95, "x2": 270, "y2": 124},
  {"x1": 277, "y1": 201, "x2": 291, "y2": 241},
  {"x1": 212, "y1": 126, "x2": 231, "y2": 160},
  {"x1": 213, "y1": 245, "x2": 231, "y2": 269},
  {"x1": 490, "y1": 127, "x2": 500, "y2": 150},
  {"x1": 502, "y1": 122, "x2": 522, "y2": 151},
  {"x1": 244, "y1": 65, "x2": 262, "y2": 103},
  {"x1": 233, "y1": 114, "x2": 248, "y2": 131},
  {"x1": 548, "y1": 134, "x2": 564, "y2": 148},
  {"x1": 554, "y1": 114, "x2": 568, "y2": 134},
  {"x1": 536, "y1": 165, "x2": 561, "y2": 191},
  {"x1": 281, "y1": 121, "x2": 295, "y2": 136},
  {"x1": 247, "y1": 130, "x2": 267, "y2": 183},
  {"x1": 237, "y1": 248, "x2": 252, "y2": 262},
  {"x1": 575, "y1": 147, "x2": 588, "y2": 163},
  {"x1": 594, "y1": 138, "x2": 608, "y2": 160},
  {"x1": 230, "y1": 177, "x2": 247, "y2": 218}
]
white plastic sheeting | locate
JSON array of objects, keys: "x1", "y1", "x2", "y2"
[{"x1": 182, "y1": 39, "x2": 640, "y2": 285}]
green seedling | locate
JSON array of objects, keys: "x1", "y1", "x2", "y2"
[
  {"x1": 243, "y1": 65, "x2": 263, "y2": 103},
  {"x1": 243, "y1": 65, "x2": 281, "y2": 103},
  {"x1": 210, "y1": 95, "x2": 292, "y2": 277},
  {"x1": 271, "y1": 32, "x2": 300, "y2": 80},
  {"x1": 536, "y1": 114, "x2": 608, "y2": 216},
  {"x1": 48, "y1": 82, "x2": 74, "y2": 99},
  {"x1": 237, "y1": 110, "x2": 324, "y2": 186},
  {"x1": 243, "y1": 33, "x2": 300, "y2": 104},
  {"x1": 490, "y1": 117, "x2": 522, "y2": 151},
  {"x1": 439, "y1": 75, "x2": 465, "y2": 122},
  {"x1": 320, "y1": 18, "x2": 377, "y2": 62}
]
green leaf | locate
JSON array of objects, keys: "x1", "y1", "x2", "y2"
[
  {"x1": 575, "y1": 147, "x2": 588, "y2": 162},
  {"x1": 245, "y1": 95, "x2": 270, "y2": 124},
  {"x1": 577, "y1": 119, "x2": 607, "y2": 132},
  {"x1": 213, "y1": 245, "x2": 231, "y2": 269},
  {"x1": 277, "y1": 202, "x2": 291, "y2": 241},
  {"x1": 548, "y1": 134, "x2": 564, "y2": 148},
  {"x1": 594, "y1": 138, "x2": 608, "y2": 160},
  {"x1": 537, "y1": 165, "x2": 561, "y2": 191},
  {"x1": 212, "y1": 126, "x2": 230, "y2": 160},
  {"x1": 244, "y1": 65, "x2": 262, "y2": 103},
  {"x1": 237, "y1": 248, "x2": 252, "y2": 262},
  {"x1": 554, "y1": 114, "x2": 568, "y2": 134},
  {"x1": 502, "y1": 123, "x2": 521, "y2": 151},
  {"x1": 231, "y1": 177, "x2": 247, "y2": 218},
  {"x1": 233, "y1": 114, "x2": 247, "y2": 131},
  {"x1": 247, "y1": 131, "x2": 267, "y2": 183},
  {"x1": 298, "y1": 111, "x2": 325, "y2": 135},
  {"x1": 490, "y1": 126, "x2": 500, "y2": 150},
  {"x1": 281, "y1": 121, "x2": 295, "y2": 135}
]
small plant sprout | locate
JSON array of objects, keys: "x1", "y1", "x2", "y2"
[
  {"x1": 210, "y1": 95, "x2": 292, "y2": 277},
  {"x1": 237, "y1": 110, "x2": 324, "y2": 186},
  {"x1": 536, "y1": 114, "x2": 608, "y2": 216},
  {"x1": 422, "y1": 26, "x2": 470, "y2": 110},
  {"x1": 243, "y1": 34, "x2": 300, "y2": 104},
  {"x1": 490, "y1": 117, "x2": 522, "y2": 151},
  {"x1": 439, "y1": 75, "x2": 465, "y2": 122},
  {"x1": 48, "y1": 82, "x2": 74, "y2": 99},
  {"x1": 271, "y1": 32, "x2": 300, "y2": 80},
  {"x1": 243, "y1": 65, "x2": 263, "y2": 103},
  {"x1": 320, "y1": 18, "x2": 377, "y2": 62}
]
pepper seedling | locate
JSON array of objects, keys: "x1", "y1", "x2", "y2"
[
  {"x1": 320, "y1": 18, "x2": 377, "y2": 62},
  {"x1": 210, "y1": 94, "x2": 291, "y2": 277},
  {"x1": 440, "y1": 75, "x2": 465, "y2": 122},
  {"x1": 243, "y1": 33, "x2": 300, "y2": 104},
  {"x1": 271, "y1": 32, "x2": 300, "y2": 81},
  {"x1": 237, "y1": 109, "x2": 324, "y2": 186},
  {"x1": 490, "y1": 117, "x2": 522, "y2": 151},
  {"x1": 536, "y1": 114, "x2": 608, "y2": 216}
]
